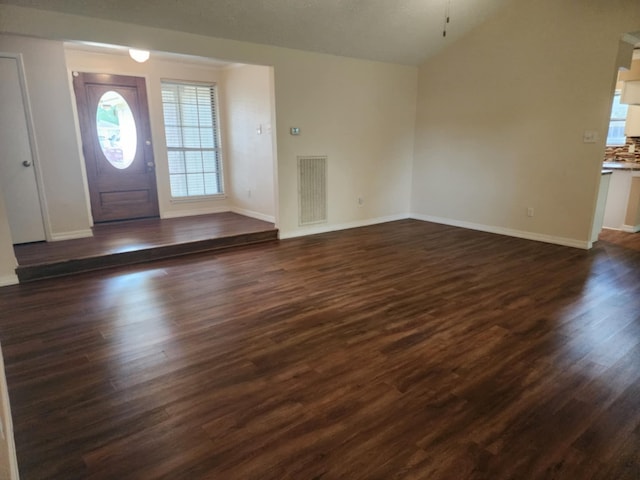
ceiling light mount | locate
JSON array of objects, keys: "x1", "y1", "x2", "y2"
[{"x1": 129, "y1": 48, "x2": 150, "y2": 63}]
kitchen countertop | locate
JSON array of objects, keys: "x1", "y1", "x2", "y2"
[{"x1": 602, "y1": 161, "x2": 640, "y2": 171}]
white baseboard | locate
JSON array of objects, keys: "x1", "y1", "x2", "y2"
[
  {"x1": 230, "y1": 207, "x2": 275, "y2": 223},
  {"x1": 50, "y1": 229, "x2": 93, "y2": 241},
  {"x1": 621, "y1": 224, "x2": 640, "y2": 233},
  {"x1": 161, "y1": 206, "x2": 230, "y2": 219},
  {"x1": 410, "y1": 213, "x2": 591, "y2": 250},
  {"x1": 0, "y1": 275, "x2": 19, "y2": 287},
  {"x1": 278, "y1": 214, "x2": 410, "y2": 240}
]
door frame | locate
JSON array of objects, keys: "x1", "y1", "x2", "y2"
[{"x1": 0, "y1": 52, "x2": 52, "y2": 242}]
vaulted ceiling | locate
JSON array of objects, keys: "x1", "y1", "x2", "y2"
[{"x1": 0, "y1": 0, "x2": 512, "y2": 65}]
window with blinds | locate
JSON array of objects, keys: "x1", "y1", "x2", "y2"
[
  {"x1": 161, "y1": 81, "x2": 223, "y2": 198},
  {"x1": 607, "y1": 92, "x2": 628, "y2": 147}
]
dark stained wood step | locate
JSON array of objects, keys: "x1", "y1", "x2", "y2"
[
  {"x1": 15, "y1": 230, "x2": 278, "y2": 282},
  {"x1": 13, "y1": 212, "x2": 278, "y2": 282}
]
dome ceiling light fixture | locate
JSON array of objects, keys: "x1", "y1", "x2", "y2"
[{"x1": 129, "y1": 48, "x2": 150, "y2": 63}]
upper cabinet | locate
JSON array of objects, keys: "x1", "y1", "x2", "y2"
[
  {"x1": 626, "y1": 105, "x2": 640, "y2": 137},
  {"x1": 621, "y1": 80, "x2": 640, "y2": 105}
]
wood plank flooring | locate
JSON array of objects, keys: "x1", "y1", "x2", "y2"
[
  {"x1": 0, "y1": 219, "x2": 639, "y2": 479},
  {"x1": 13, "y1": 212, "x2": 277, "y2": 282}
]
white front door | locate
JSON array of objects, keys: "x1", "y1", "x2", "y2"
[{"x1": 0, "y1": 55, "x2": 46, "y2": 244}]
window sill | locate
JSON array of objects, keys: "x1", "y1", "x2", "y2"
[{"x1": 170, "y1": 194, "x2": 227, "y2": 204}]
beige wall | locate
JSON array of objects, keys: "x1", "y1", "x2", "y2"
[
  {"x1": 412, "y1": 0, "x2": 640, "y2": 247},
  {"x1": 274, "y1": 52, "x2": 416, "y2": 235},
  {"x1": 221, "y1": 64, "x2": 276, "y2": 221}
]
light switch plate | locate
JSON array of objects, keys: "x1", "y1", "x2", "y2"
[{"x1": 583, "y1": 130, "x2": 598, "y2": 143}]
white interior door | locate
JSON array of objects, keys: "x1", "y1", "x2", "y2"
[{"x1": 0, "y1": 55, "x2": 46, "y2": 244}]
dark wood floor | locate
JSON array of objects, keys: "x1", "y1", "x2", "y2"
[
  {"x1": 1, "y1": 220, "x2": 639, "y2": 479},
  {"x1": 13, "y1": 212, "x2": 277, "y2": 282}
]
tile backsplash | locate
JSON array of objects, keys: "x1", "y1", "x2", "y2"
[{"x1": 604, "y1": 136, "x2": 640, "y2": 162}]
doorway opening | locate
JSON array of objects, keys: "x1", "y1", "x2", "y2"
[
  {"x1": 64, "y1": 41, "x2": 277, "y2": 229},
  {"x1": 598, "y1": 37, "x2": 640, "y2": 237}
]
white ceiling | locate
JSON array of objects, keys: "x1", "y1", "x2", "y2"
[{"x1": 1, "y1": 0, "x2": 512, "y2": 65}]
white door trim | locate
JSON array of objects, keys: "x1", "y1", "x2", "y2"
[{"x1": 0, "y1": 343, "x2": 20, "y2": 480}]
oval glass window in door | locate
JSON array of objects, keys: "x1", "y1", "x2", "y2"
[{"x1": 96, "y1": 91, "x2": 137, "y2": 169}]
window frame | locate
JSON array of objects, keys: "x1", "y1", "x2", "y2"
[
  {"x1": 606, "y1": 91, "x2": 629, "y2": 147},
  {"x1": 160, "y1": 80, "x2": 225, "y2": 201}
]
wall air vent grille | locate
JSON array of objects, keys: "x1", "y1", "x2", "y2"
[{"x1": 297, "y1": 155, "x2": 327, "y2": 226}]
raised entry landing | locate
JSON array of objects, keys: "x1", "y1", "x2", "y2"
[{"x1": 14, "y1": 212, "x2": 278, "y2": 282}]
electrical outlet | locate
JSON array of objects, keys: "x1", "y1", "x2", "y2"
[
  {"x1": 527, "y1": 207, "x2": 534, "y2": 217},
  {"x1": 357, "y1": 197, "x2": 364, "y2": 206},
  {"x1": 630, "y1": 144, "x2": 636, "y2": 154},
  {"x1": 247, "y1": 189, "x2": 252, "y2": 198}
]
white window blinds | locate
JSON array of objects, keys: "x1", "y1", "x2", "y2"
[{"x1": 161, "y1": 82, "x2": 223, "y2": 197}]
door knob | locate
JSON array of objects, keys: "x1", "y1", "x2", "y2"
[
  {"x1": 22, "y1": 160, "x2": 32, "y2": 167},
  {"x1": 147, "y1": 162, "x2": 155, "y2": 167}
]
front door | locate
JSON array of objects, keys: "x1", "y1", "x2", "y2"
[
  {"x1": 0, "y1": 55, "x2": 46, "y2": 244},
  {"x1": 73, "y1": 72, "x2": 159, "y2": 223}
]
